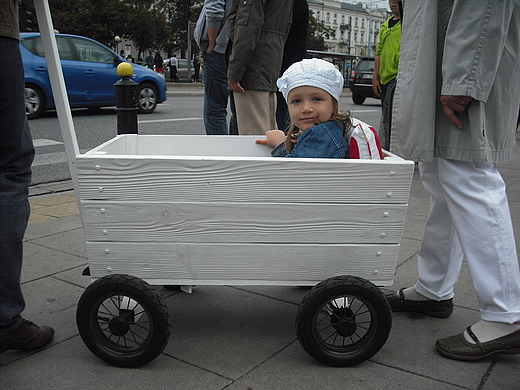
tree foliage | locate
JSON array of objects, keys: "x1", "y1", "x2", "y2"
[
  {"x1": 156, "y1": 0, "x2": 203, "y2": 57},
  {"x1": 20, "y1": 1, "x2": 337, "y2": 59},
  {"x1": 20, "y1": 0, "x2": 202, "y2": 59},
  {"x1": 307, "y1": 10, "x2": 335, "y2": 52}
]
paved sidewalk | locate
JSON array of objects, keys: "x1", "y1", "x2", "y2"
[{"x1": 1, "y1": 131, "x2": 519, "y2": 389}]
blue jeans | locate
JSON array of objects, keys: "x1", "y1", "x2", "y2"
[
  {"x1": 202, "y1": 51, "x2": 237, "y2": 135},
  {"x1": 380, "y1": 78, "x2": 396, "y2": 151},
  {"x1": 0, "y1": 37, "x2": 35, "y2": 335}
]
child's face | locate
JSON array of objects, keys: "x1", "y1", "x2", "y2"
[{"x1": 287, "y1": 86, "x2": 336, "y2": 131}]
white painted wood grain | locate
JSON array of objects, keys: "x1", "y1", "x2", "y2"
[
  {"x1": 80, "y1": 201, "x2": 408, "y2": 244},
  {"x1": 76, "y1": 158, "x2": 413, "y2": 204},
  {"x1": 86, "y1": 242, "x2": 399, "y2": 286}
]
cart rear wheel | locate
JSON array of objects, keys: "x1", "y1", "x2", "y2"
[
  {"x1": 76, "y1": 274, "x2": 170, "y2": 367},
  {"x1": 296, "y1": 275, "x2": 391, "y2": 366}
]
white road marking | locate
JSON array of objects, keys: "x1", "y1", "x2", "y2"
[
  {"x1": 138, "y1": 117, "x2": 203, "y2": 124},
  {"x1": 33, "y1": 138, "x2": 63, "y2": 147}
]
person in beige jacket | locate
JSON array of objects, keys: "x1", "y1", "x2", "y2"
[{"x1": 388, "y1": 0, "x2": 520, "y2": 361}]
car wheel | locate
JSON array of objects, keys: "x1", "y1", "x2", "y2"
[
  {"x1": 25, "y1": 84, "x2": 45, "y2": 119},
  {"x1": 352, "y1": 93, "x2": 366, "y2": 105},
  {"x1": 136, "y1": 83, "x2": 158, "y2": 114}
]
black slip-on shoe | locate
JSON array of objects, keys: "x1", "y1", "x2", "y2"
[
  {"x1": 436, "y1": 326, "x2": 520, "y2": 361},
  {"x1": 386, "y1": 287, "x2": 453, "y2": 318}
]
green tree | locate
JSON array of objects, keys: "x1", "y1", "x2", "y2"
[
  {"x1": 20, "y1": 0, "x2": 201, "y2": 59},
  {"x1": 307, "y1": 10, "x2": 335, "y2": 52},
  {"x1": 40, "y1": 0, "x2": 131, "y2": 47},
  {"x1": 156, "y1": 0, "x2": 203, "y2": 57}
]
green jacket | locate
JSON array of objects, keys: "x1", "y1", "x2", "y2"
[{"x1": 375, "y1": 16, "x2": 401, "y2": 85}]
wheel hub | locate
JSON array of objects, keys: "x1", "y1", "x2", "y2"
[
  {"x1": 330, "y1": 307, "x2": 357, "y2": 337},
  {"x1": 109, "y1": 310, "x2": 134, "y2": 336}
]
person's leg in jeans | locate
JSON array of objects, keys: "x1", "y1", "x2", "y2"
[
  {"x1": 275, "y1": 91, "x2": 291, "y2": 131},
  {"x1": 380, "y1": 78, "x2": 396, "y2": 151},
  {"x1": 229, "y1": 91, "x2": 238, "y2": 135},
  {"x1": 0, "y1": 36, "x2": 34, "y2": 335},
  {"x1": 0, "y1": 36, "x2": 54, "y2": 352},
  {"x1": 202, "y1": 51, "x2": 231, "y2": 135}
]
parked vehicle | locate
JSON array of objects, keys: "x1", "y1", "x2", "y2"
[
  {"x1": 21, "y1": 33, "x2": 167, "y2": 119},
  {"x1": 164, "y1": 58, "x2": 203, "y2": 82},
  {"x1": 348, "y1": 57, "x2": 379, "y2": 105}
]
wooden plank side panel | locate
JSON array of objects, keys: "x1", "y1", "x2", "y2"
[
  {"x1": 81, "y1": 201, "x2": 408, "y2": 244},
  {"x1": 76, "y1": 157, "x2": 414, "y2": 204},
  {"x1": 86, "y1": 242, "x2": 399, "y2": 286}
]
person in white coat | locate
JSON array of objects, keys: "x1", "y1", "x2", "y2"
[{"x1": 388, "y1": 0, "x2": 520, "y2": 361}]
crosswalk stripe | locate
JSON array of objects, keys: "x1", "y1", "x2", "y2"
[{"x1": 33, "y1": 138, "x2": 63, "y2": 147}]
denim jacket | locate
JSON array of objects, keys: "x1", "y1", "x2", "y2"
[{"x1": 271, "y1": 120, "x2": 349, "y2": 158}]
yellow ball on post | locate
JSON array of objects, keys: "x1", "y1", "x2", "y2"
[{"x1": 117, "y1": 62, "x2": 134, "y2": 78}]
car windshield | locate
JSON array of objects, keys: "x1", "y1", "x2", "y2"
[{"x1": 356, "y1": 60, "x2": 374, "y2": 71}]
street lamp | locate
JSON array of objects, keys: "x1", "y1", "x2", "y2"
[{"x1": 114, "y1": 35, "x2": 121, "y2": 55}]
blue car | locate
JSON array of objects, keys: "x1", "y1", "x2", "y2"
[{"x1": 21, "y1": 33, "x2": 167, "y2": 119}]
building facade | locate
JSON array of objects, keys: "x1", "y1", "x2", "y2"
[{"x1": 308, "y1": 0, "x2": 389, "y2": 57}]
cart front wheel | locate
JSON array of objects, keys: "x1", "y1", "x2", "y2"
[
  {"x1": 76, "y1": 274, "x2": 170, "y2": 367},
  {"x1": 296, "y1": 275, "x2": 391, "y2": 366}
]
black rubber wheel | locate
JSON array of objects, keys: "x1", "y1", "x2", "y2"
[
  {"x1": 352, "y1": 93, "x2": 366, "y2": 105},
  {"x1": 136, "y1": 83, "x2": 158, "y2": 114},
  {"x1": 296, "y1": 275, "x2": 391, "y2": 366},
  {"x1": 25, "y1": 84, "x2": 45, "y2": 119},
  {"x1": 76, "y1": 274, "x2": 170, "y2": 367}
]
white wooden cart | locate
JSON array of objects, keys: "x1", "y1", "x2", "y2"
[{"x1": 35, "y1": 0, "x2": 414, "y2": 368}]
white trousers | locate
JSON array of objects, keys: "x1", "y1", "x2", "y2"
[{"x1": 415, "y1": 158, "x2": 520, "y2": 323}]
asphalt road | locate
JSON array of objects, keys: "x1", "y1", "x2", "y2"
[{"x1": 28, "y1": 91, "x2": 382, "y2": 185}]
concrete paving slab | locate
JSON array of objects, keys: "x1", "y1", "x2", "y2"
[
  {"x1": 0, "y1": 338, "x2": 233, "y2": 390},
  {"x1": 21, "y1": 241, "x2": 87, "y2": 283},
  {"x1": 375, "y1": 313, "x2": 491, "y2": 389},
  {"x1": 226, "y1": 341, "x2": 470, "y2": 390},
  {"x1": 27, "y1": 226, "x2": 87, "y2": 258},
  {"x1": 162, "y1": 285, "x2": 299, "y2": 380},
  {"x1": 24, "y1": 213, "x2": 83, "y2": 240}
]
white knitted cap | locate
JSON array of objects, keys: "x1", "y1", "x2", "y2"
[{"x1": 277, "y1": 58, "x2": 344, "y2": 102}]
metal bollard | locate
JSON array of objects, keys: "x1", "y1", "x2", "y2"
[{"x1": 114, "y1": 62, "x2": 138, "y2": 135}]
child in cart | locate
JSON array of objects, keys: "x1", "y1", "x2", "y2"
[{"x1": 256, "y1": 58, "x2": 383, "y2": 159}]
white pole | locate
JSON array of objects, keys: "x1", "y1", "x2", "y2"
[{"x1": 33, "y1": 0, "x2": 82, "y2": 208}]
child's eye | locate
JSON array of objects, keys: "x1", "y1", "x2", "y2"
[
  {"x1": 313, "y1": 96, "x2": 324, "y2": 102},
  {"x1": 290, "y1": 98, "x2": 301, "y2": 104}
]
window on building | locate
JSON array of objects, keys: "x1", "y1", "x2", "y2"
[
  {"x1": 355, "y1": 17, "x2": 358, "y2": 27},
  {"x1": 327, "y1": 12, "x2": 330, "y2": 23},
  {"x1": 362, "y1": 19, "x2": 365, "y2": 29},
  {"x1": 354, "y1": 32, "x2": 358, "y2": 42},
  {"x1": 334, "y1": 13, "x2": 337, "y2": 24}
]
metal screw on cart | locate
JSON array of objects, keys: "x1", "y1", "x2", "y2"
[{"x1": 114, "y1": 62, "x2": 138, "y2": 135}]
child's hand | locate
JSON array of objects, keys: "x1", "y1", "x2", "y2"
[{"x1": 255, "y1": 130, "x2": 286, "y2": 147}]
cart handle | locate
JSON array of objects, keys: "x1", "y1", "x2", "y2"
[{"x1": 33, "y1": 0, "x2": 80, "y2": 194}]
